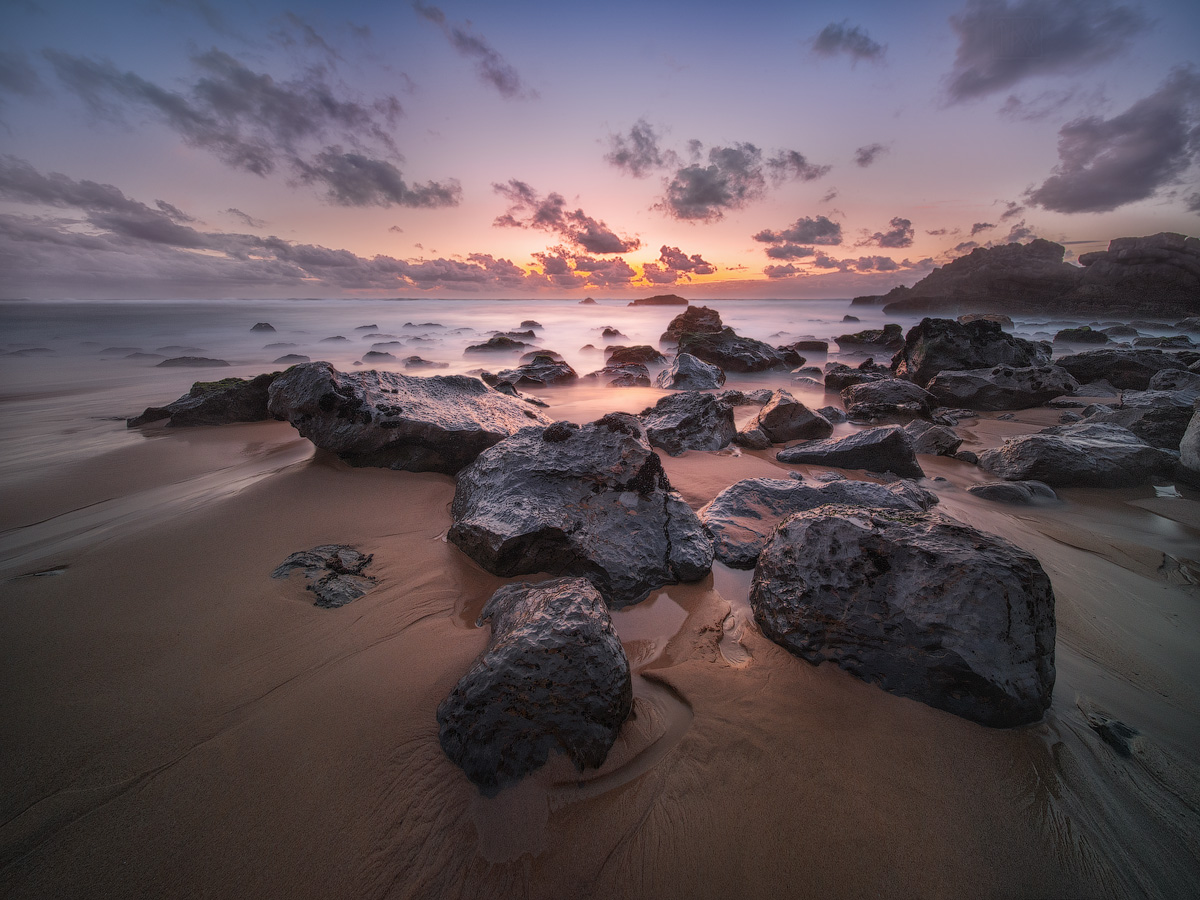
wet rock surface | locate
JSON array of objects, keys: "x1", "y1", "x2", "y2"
[
  {"x1": 905, "y1": 420, "x2": 963, "y2": 456},
  {"x1": 926, "y1": 365, "x2": 1079, "y2": 411},
  {"x1": 655, "y1": 352, "x2": 726, "y2": 390},
  {"x1": 436, "y1": 577, "x2": 632, "y2": 796},
  {"x1": 584, "y1": 362, "x2": 652, "y2": 387},
  {"x1": 750, "y1": 506, "x2": 1057, "y2": 727},
  {"x1": 448, "y1": 414, "x2": 714, "y2": 607},
  {"x1": 267, "y1": 361, "x2": 549, "y2": 474},
  {"x1": 968, "y1": 481, "x2": 1059, "y2": 504},
  {"x1": 271, "y1": 545, "x2": 376, "y2": 609},
  {"x1": 835, "y1": 323, "x2": 904, "y2": 351},
  {"x1": 823, "y1": 360, "x2": 889, "y2": 391},
  {"x1": 495, "y1": 355, "x2": 578, "y2": 388},
  {"x1": 776, "y1": 425, "x2": 925, "y2": 479},
  {"x1": 606, "y1": 345, "x2": 667, "y2": 366},
  {"x1": 891, "y1": 318, "x2": 1051, "y2": 387},
  {"x1": 842, "y1": 378, "x2": 935, "y2": 421},
  {"x1": 638, "y1": 391, "x2": 736, "y2": 456},
  {"x1": 738, "y1": 390, "x2": 832, "y2": 444},
  {"x1": 676, "y1": 327, "x2": 789, "y2": 373},
  {"x1": 977, "y1": 423, "x2": 1176, "y2": 486},
  {"x1": 660, "y1": 305, "x2": 723, "y2": 342},
  {"x1": 128, "y1": 373, "x2": 279, "y2": 427},
  {"x1": 1055, "y1": 348, "x2": 1186, "y2": 390}
]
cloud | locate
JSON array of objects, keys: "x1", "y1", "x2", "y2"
[
  {"x1": 811, "y1": 21, "x2": 886, "y2": 64},
  {"x1": 998, "y1": 86, "x2": 1106, "y2": 121},
  {"x1": 1026, "y1": 67, "x2": 1200, "y2": 213},
  {"x1": 1001, "y1": 220, "x2": 1037, "y2": 242},
  {"x1": 970, "y1": 222, "x2": 995, "y2": 236},
  {"x1": 763, "y1": 263, "x2": 803, "y2": 279},
  {"x1": 0, "y1": 50, "x2": 44, "y2": 101},
  {"x1": 1187, "y1": 193, "x2": 1200, "y2": 214},
  {"x1": 926, "y1": 228, "x2": 949, "y2": 236},
  {"x1": 811, "y1": 252, "x2": 925, "y2": 273},
  {"x1": 413, "y1": 2, "x2": 533, "y2": 99},
  {"x1": 155, "y1": 200, "x2": 195, "y2": 222},
  {"x1": 853, "y1": 143, "x2": 887, "y2": 167},
  {"x1": 225, "y1": 208, "x2": 266, "y2": 228},
  {"x1": 533, "y1": 248, "x2": 635, "y2": 286},
  {"x1": 766, "y1": 149, "x2": 832, "y2": 183},
  {"x1": 860, "y1": 216, "x2": 914, "y2": 248},
  {"x1": 945, "y1": 0, "x2": 1148, "y2": 103},
  {"x1": 388, "y1": 224, "x2": 404, "y2": 233},
  {"x1": 820, "y1": 188, "x2": 839, "y2": 203},
  {"x1": 294, "y1": 148, "x2": 461, "y2": 208},
  {"x1": 765, "y1": 244, "x2": 815, "y2": 260},
  {"x1": 952, "y1": 241, "x2": 981, "y2": 255},
  {"x1": 275, "y1": 12, "x2": 343, "y2": 64},
  {"x1": 658, "y1": 245, "x2": 715, "y2": 274},
  {"x1": 998, "y1": 200, "x2": 1025, "y2": 220},
  {"x1": 657, "y1": 143, "x2": 768, "y2": 221},
  {"x1": 605, "y1": 119, "x2": 677, "y2": 177},
  {"x1": 493, "y1": 180, "x2": 639, "y2": 253},
  {"x1": 753, "y1": 215, "x2": 843, "y2": 246}
]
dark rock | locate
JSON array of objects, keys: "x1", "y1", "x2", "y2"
[
  {"x1": 265, "y1": 342, "x2": 297, "y2": 349},
  {"x1": 1074, "y1": 233, "x2": 1200, "y2": 313},
  {"x1": 580, "y1": 297, "x2": 597, "y2": 304},
  {"x1": 926, "y1": 365, "x2": 1079, "y2": 411},
  {"x1": 628, "y1": 293, "x2": 688, "y2": 306},
  {"x1": 793, "y1": 340, "x2": 830, "y2": 353},
  {"x1": 448, "y1": 414, "x2": 714, "y2": 607},
  {"x1": 354, "y1": 324, "x2": 380, "y2": 331},
  {"x1": 1079, "y1": 371, "x2": 1200, "y2": 448},
  {"x1": 676, "y1": 327, "x2": 789, "y2": 373},
  {"x1": 606, "y1": 344, "x2": 667, "y2": 366},
  {"x1": 842, "y1": 315, "x2": 860, "y2": 323},
  {"x1": 699, "y1": 477, "x2": 936, "y2": 568},
  {"x1": 1179, "y1": 402, "x2": 1200, "y2": 480},
  {"x1": 1054, "y1": 348, "x2": 1187, "y2": 390},
  {"x1": 656, "y1": 352, "x2": 726, "y2": 390},
  {"x1": 977, "y1": 423, "x2": 1176, "y2": 486},
  {"x1": 267, "y1": 361, "x2": 549, "y2": 474},
  {"x1": 404, "y1": 321, "x2": 446, "y2": 329},
  {"x1": 1101, "y1": 324, "x2": 1140, "y2": 337},
  {"x1": 273, "y1": 354, "x2": 310, "y2": 364},
  {"x1": 717, "y1": 388, "x2": 774, "y2": 406},
  {"x1": 891, "y1": 318, "x2": 1051, "y2": 387},
  {"x1": 1133, "y1": 335, "x2": 1195, "y2": 349},
  {"x1": 738, "y1": 390, "x2": 832, "y2": 446},
  {"x1": 520, "y1": 349, "x2": 563, "y2": 362},
  {"x1": 1054, "y1": 326, "x2": 1110, "y2": 344},
  {"x1": 750, "y1": 506, "x2": 1056, "y2": 727},
  {"x1": 370, "y1": 342, "x2": 405, "y2": 351},
  {"x1": 835, "y1": 323, "x2": 904, "y2": 351},
  {"x1": 775, "y1": 346, "x2": 807, "y2": 367},
  {"x1": 271, "y1": 544, "x2": 375, "y2": 608},
  {"x1": 601, "y1": 327, "x2": 627, "y2": 341},
  {"x1": 320, "y1": 336, "x2": 349, "y2": 343},
  {"x1": 823, "y1": 362, "x2": 887, "y2": 391},
  {"x1": 776, "y1": 425, "x2": 925, "y2": 479},
  {"x1": 362, "y1": 351, "x2": 395, "y2": 361},
  {"x1": 843, "y1": 378, "x2": 935, "y2": 421},
  {"x1": 958, "y1": 314, "x2": 1014, "y2": 328},
  {"x1": 403, "y1": 356, "x2": 450, "y2": 369},
  {"x1": 156, "y1": 356, "x2": 230, "y2": 368},
  {"x1": 497, "y1": 330, "x2": 536, "y2": 340},
  {"x1": 584, "y1": 363, "x2": 652, "y2": 387},
  {"x1": 465, "y1": 335, "x2": 529, "y2": 353},
  {"x1": 968, "y1": 481, "x2": 1058, "y2": 503},
  {"x1": 905, "y1": 420, "x2": 963, "y2": 456},
  {"x1": 436, "y1": 577, "x2": 632, "y2": 796},
  {"x1": 129, "y1": 372, "x2": 279, "y2": 427},
  {"x1": 660, "y1": 305, "x2": 724, "y2": 342},
  {"x1": 817, "y1": 405, "x2": 848, "y2": 424},
  {"x1": 520, "y1": 320, "x2": 541, "y2": 329},
  {"x1": 639, "y1": 392, "x2": 736, "y2": 455},
  {"x1": 955, "y1": 449, "x2": 979, "y2": 464},
  {"x1": 495, "y1": 355, "x2": 578, "y2": 388},
  {"x1": 250, "y1": 322, "x2": 276, "y2": 332}
]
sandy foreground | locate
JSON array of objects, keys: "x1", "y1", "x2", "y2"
[{"x1": 3, "y1": 401, "x2": 1200, "y2": 898}]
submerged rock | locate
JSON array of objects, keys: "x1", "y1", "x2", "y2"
[
  {"x1": 495, "y1": 355, "x2": 578, "y2": 388},
  {"x1": 656, "y1": 352, "x2": 726, "y2": 390},
  {"x1": 271, "y1": 544, "x2": 375, "y2": 608},
  {"x1": 1053, "y1": 326, "x2": 1109, "y2": 344},
  {"x1": 750, "y1": 506, "x2": 1056, "y2": 727},
  {"x1": 448, "y1": 414, "x2": 714, "y2": 607},
  {"x1": 977, "y1": 423, "x2": 1176, "y2": 486},
  {"x1": 926, "y1": 365, "x2": 1079, "y2": 411},
  {"x1": 128, "y1": 373, "x2": 279, "y2": 427},
  {"x1": 250, "y1": 322, "x2": 276, "y2": 332},
  {"x1": 267, "y1": 361, "x2": 549, "y2": 474},
  {"x1": 156, "y1": 356, "x2": 230, "y2": 368},
  {"x1": 465, "y1": 335, "x2": 530, "y2": 353},
  {"x1": 891, "y1": 318, "x2": 1051, "y2": 388},
  {"x1": 968, "y1": 481, "x2": 1058, "y2": 504},
  {"x1": 437, "y1": 577, "x2": 632, "y2": 796},
  {"x1": 629, "y1": 293, "x2": 688, "y2": 306},
  {"x1": 776, "y1": 425, "x2": 925, "y2": 479},
  {"x1": 639, "y1": 391, "x2": 736, "y2": 455}
]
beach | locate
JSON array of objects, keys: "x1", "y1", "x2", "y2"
[{"x1": 2, "y1": 297, "x2": 1199, "y2": 899}]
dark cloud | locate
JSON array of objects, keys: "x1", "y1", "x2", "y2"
[
  {"x1": 605, "y1": 119, "x2": 677, "y2": 177},
  {"x1": 641, "y1": 263, "x2": 677, "y2": 285},
  {"x1": 860, "y1": 216, "x2": 914, "y2": 248},
  {"x1": 225, "y1": 208, "x2": 266, "y2": 228},
  {"x1": 753, "y1": 215, "x2": 843, "y2": 246},
  {"x1": 766, "y1": 149, "x2": 832, "y2": 183},
  {"x1": 388, "y1": 224, "x2": 404, "y2": 233},
  {"x1": 945, "y1": 0, "x2": 1147, "y2": 103},
  {"x1": 658, "y1": 245, "x2": 715, "y2": 275},
  {"x1": 657, "y1": 143, "x2": 767, "y2": 221},
  {"x1": 1026, "y1": 67, "x2": 1200, "y2": 213},
  {"x1": 294, "y1": 148, "x2": 461, "y2": 208},
  {"x1": 276, "y1": 12, "x2": 342, "y2": 64},
  {"x1": 926, "y1": 228, "x2": 950, "y2": 236},
  {"x1": 970, "y1": 222, "x2": 995, "y2": 236},
  {"x1": 1187, "y1": 193, "x2": 1200, "y2": 214},
  {"x1": 1002, "y1": 220, "x2": 1037, "y2": 242},
  {"x1": 412, "y1": 2, "x2": 533, "y2": 99},
  {"x1": 0, "y1": 50, "x2": 44, "y2": 100},
  {"x1": 853, "y1": 143, "x2": 887, "y2": 167},
  {"x1": 532, "y1": 248, "x2": 634, "y2": 286},
  {"x1": 952, "y1": 241, "x2": 980, "y2": 255},
  {"x1": 493, "y1": 180, "x2": 639, "y2": 253},
  {"x1": 999, "y1": 200, "x2": 1025, "y2": 220},
  {"x1": 763, "y1": 263, "x2": 802, "y2": 279},
  {"x1": 998, "y1": 86, "x2": 1105, "y2": 121},
  {"x1": 765, "y1": 244, "x2": 815, "y2": 260},
  {"x1": 811, "y1": 252, "x2": 918, "y2": 273},
  {"x1": 155, "y1": 200, "x2": 195, "y2": 223},
  {"x1": 812, "y1": 21, "x2": 886, "y2": 64},
  {"x1": 820, "y1": 188, "x2": 839, "y2": 203}
]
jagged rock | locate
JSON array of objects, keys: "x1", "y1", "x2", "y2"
[
  {"x1": 926, "y1": 365, "x2": 1079, "y2": 411},
  {"x1": 1079, "y1": 370, "x2": 1200, "y2": 448},
  {"x1": 977, "y1": 423, "x2": 1176, "y2": 486},
  {"x1": 699, "y1": 477, "x2": 937, "y2": 568},
  {"x1": 250, "y1": 322, "x2": 276, "y2": 332},
  {"x1": 823, "y1": 360, "x2": 889, "y2": 391},
  {"x1": 629, "y1": 293, "x2": 688, "y2": 306},
  {"x1": 655, "y1": 352, "x2": 726, "y2": 390},
  {"x1": 677, "y1": 328, "x2": 789, "y2": 373},
  {"x1": 905, "y1": 420, "x2": 963, "y2": 456},
  {"x1": 128, "y1": 373, "x2": 279, "y2": 427},
  {"x1": 267, "y1": 362, "x2": 549, "y2": 474},
  {"x1": 775, "y1": 346, "x2": 806, "y2": 367},
  {"x1": 835, "y1": 323, "x2": 904, "y2": 351},
  {"x1": 465, "y1": 335, "x2": 529, "y2": 353},
  {"x1": 606, "y1": 345, "x2": 667, "y2": 366},
  {"x1": 156, "y1": 356, "x2": 230, "y2": 368},
  {"x1": 436, "y1": 577, "x2": 632, "y2": 796},
  {"x1": 271, "y1": 544, "x2": 375, "y2": 608},
  {"x1": 891, "y1": 318, "x2": 1051, "y2": 387},
  {"x1": 738, "y1": 390, "x2": 832, "y2": 444},
  {"x1": 733, "y1": 427, "x2": 772, "y2": 450},
  {"x1": 1054, "y1": 326, "x2": 1110, "y2": 344},
  {"x1": 495, "y1": 355, "x2": 578, "y2": 388},
  {"x1": 968, "y1": 481, "x2": 1058, "y2": 504},
  {"x1": 448, "y1": 414, "x2": 713, "y2": 607},
  {"x1": 660, "y1": 305, "x2": 724, "y2": 342},
  {"x1": 403, "y1": 356, "x2": 450, "y2": 369},
  {"x1": 584, "y1": 363, "x2": 652, "y2": 387},
  {"x1": 1055, "y1": 348, "x2": 1187, "y2": 390},
  {"x1": 750, "y1": 506, "x2": 1056, "y2": 727},
  {"x1": 776, "y1": 425, "x2": 925, "y2": 479},
  {"x1": 842, "y1": 378, "x2": 935, "y2": 421},
  {"x1": 639, "y1": 392, "x2": 736, "y2": 455}
]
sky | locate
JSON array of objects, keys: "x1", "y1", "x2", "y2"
[{"x1": 0, "y1": 0, "x2": 1198, "y2": 300}]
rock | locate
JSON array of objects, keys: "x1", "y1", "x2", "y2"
[
  {"x1": 739, "y1": 390, "x2": 833, "y2": 444},
  {"x1": 495, "y1": 355, "x2": 578, "y2": 388},
  {"x1": 448, "y1": 414, "x2": 713, "y2": 607},
  {"x1": 436, "y1": 577, "x2": 632, "y2": 796},
  {"x1": 823, "y1": 361, "x2": 887, "y2": 391},
  {"x1": 601, "y1": 327, "x2": 628, "y2": 340},
  {"x1": 842, "y1": 378, "x2": 935, "y2": 421},
  {"x1": 660, "y1": 305, "x2": 724, "y2": 342},
  {"x1": 958, "y1": 313, "x2": 1014, "y2": 328},
  {"x1": 1101, "y1": 324, "x2": 1140, "y2": 337},
  {"x1": 250, "y1": 322, "x2": 276, "y2": 332},
  {"x1": 750, "y1": 506, "x2": 1056, "y2": 727},
  {"x1": 1149, "y1": 368, "x2": 1200, "y2": 393},
  {"x1": 774, "y1": 346, "x2": 806, "y2": 367},
  {"x1": 717, "y1": 388, "x2": 774, "y2": 406},
  {"x1": 968, "y1": 481, "x2": 1058, "y2": 503},
  {"x1": 584, "y1": 363, "x2": 652, "y2": 387},
  {"x1": 639, "y1": 392, "x2": 736, "y2": 455},
  {"x1": 675, "y1": 327, "x2": 789, "y2": 372},
  {"x1": 1059, "y1": 411, "x2": 1083, "y2": 424},
  {"x1": 793, "y1": 340, "x2": 830, "y2": 353},
  {"x1": 733, "y1": 426, "x2": 773, "y2": 450},
  {"x1": 629, "y1": 293, "x2": 688, "y2": 306},
  {"x1": 370, "y1": 342, "x2": 404, "y2": 351},
  {"x1": 1179, "y1": 402, "x2": 1200, "y2": 479},
  {"x1": 793, "y1": 365, "x2": 823, "y2": 378},
  {"x1": 1075, "y1": 233, "x2": 1200, "y2": 312},
  {"x1": 498, "y1": 330, "x2": 536, "y2": 339},
  {"x1": 1080, "y1": 374, "x2": 1199, "y2": 448},
  {"x1": 267, "y1": 361, "x2": 550, "y2": 474},
  {"x1": 834, "y1": 323, "x2": 904, "y2": 351},
  {"x1": 271, "y1": 544, "x2": 375, "y2": 608},
  {"x1": 817, "y1": 405, "x2": 848, "y2": 424},
  {"x1": 362, "y1": 351, "x2": 395, "y2": 361},
  {"x1": 520, "y1": 320, "x2": 541, "y2": 329},
  {"x1": 1054, "y1": 348, "x2": 1187, "y2": 390},
  {"x1": 274, "y1": 354, "x2": 310, "y2": 364},
  {"x1": 156, "y1": 356, "x2": 230, "y2": 368},
  {"x1": 977, "y1": 423, "x2": 1176, "y2": 486},
  {"x1": 580, "y1": 297, "x2": 597, "y2": 304},
  {"x1": 905, "y1": 420, "x2": 963, "y2": 456},
  {"x1": 891, "y1": 318, "x2": 1051, "y2": 387},
  {"x1": 842, "y1": 314, "x2": 860, "y2": 323},
  {"x1": 129, "y1": 373, "x2": 280, "y2": 427},
  {"x1": 1133, "y1": 335, "x2": 1196, "y2": 349},
  {"x1": 320, "y1": 336, "x2": 349, "y2": 343},
  {"x1": 655, "y1": 352, "x2": 726, "y2": 390},
  {"x1": 699, "y1": 477, "x2": 937, "y2": 568},
  {"x1": 926, "y1": 365, "x2": 1079, "y2": 411},
  {"x1": 403, "y1": 356, "x2": 450, "y2": 369},
  {"x1": 520, "y1": 349, "x2": 563, "y2": 362},
  {"x1": 955, "y1": 449, "x2": 979, "y2": 464},
  {"x1": 465, "y1": 335, "x2": 530, "y2": 353},
  {"x1": 776, "y1": 425, "x2": 925, "y2": 479},
  {"x1": 606, "y1": 344, "x2": 667, "y2": 366},
  {"x1": 1054, "y1": 326, "x2": 1110, "y2": 344}
]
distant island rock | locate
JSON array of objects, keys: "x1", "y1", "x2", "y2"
[
  {"x1": 628, "y1": 293, "x2": 688, "y2": 306},
  {"x1": 156, "y1": 356, "x2": 230, "y2": 368}
]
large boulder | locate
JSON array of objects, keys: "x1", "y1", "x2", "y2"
[
  {"x1": 676, "y1": 327, "x2": 789, "y2": 372},
  {"x1": 128, "y1": 372, "x2": 279, "y2": 427},
  {"x1": 448, "y1": 414, "x2": 714, "y2": 607},
  {"x1": 699, "y1": 477, "x2": 936, "y2": 569},
  {"x1": 607, "y1": 345, "x2": 667, "y2": 366},
  {"x1": 823, "y1": 360, "x2": 888, "y2": 391},
  {"x1": 925, "y1": 365, "x2": 1079, "y2": 411},
  {"x1": 1076, "y1": 232, "x2": 1200, "y2": 309},
  {"x1": 629, "y1": 293, "x2": 688, "y2": 306},
  {"x1": 1078, "y1": 371, "x2": 1200, "y2": 449},
  {"x1": 267, "y1": 362, "x2": 549, "y2": 474},
  {"x1": 495, "y1": 355, "x2": 578, "y2": 388},
  {"x1": 834, "y1": 323, "x2": 904, "y2": 352},
  {"x1": 750, "y1": 506, "x2": 1056, "y2": 727},
  {"x1": 583, "y1": 363, "x2": 652, "y2": 387},
  {"x1": 638, "y1": 391, "x2": 736, "y2": 456},
  {"x1": 776, "y1": 425, "x2": 925, "y2": 479},
  {"x1": 437, "y1": 577, "x2": 632, "y2": 796},
  {"x1": 842, "y1": 378, "x2": 935, "y2": 421},
  {"x1": 968, "y1": 481, "x2": 1058, "y2": 504},
  {"x1": 1055, "y1": 348, "x2": 1186, "y2": 390},
  {"x1": 655, "y1": 352, "x2": 726, "y2": 390},
  {"x1": 660, "y1": 305, "x2": 723, "y2": 342},
  {"x1": 737, "y1": 390, "x2": 832, "y2": 446},
  {"x1": 891, "y1": 318, "x2": 1051, "y2": 387},
  {"x1": 905, "y1": 420, "x2": 963, "y2": 456},
  {"x1": 976, "y1": 423, "x2": 1176, "y2": 486}
]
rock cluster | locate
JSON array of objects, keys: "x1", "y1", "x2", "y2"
[{"x1": 271, "y1": 545, "x2": 376, "y2": 608}]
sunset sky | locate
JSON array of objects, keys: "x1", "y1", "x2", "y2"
[{"x1": 1, "y1": 0, "x2": 1198, "y2": 299}]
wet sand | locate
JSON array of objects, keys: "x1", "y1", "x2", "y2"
[{"x1": 2, "y1": 300, "x2": 1199, "y2": 898}]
